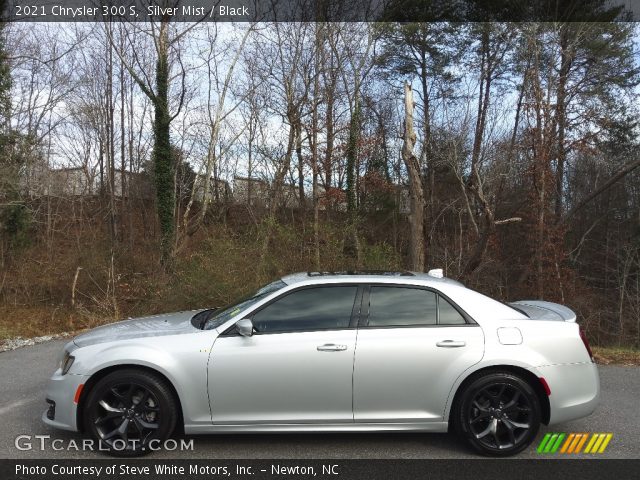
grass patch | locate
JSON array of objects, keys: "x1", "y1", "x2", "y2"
[
  {"x1": 0, "y1": 306, "x2": 94, "y2": 341},
  {"x1": 592, "y1": 346, "x2": 640, "y2": 366}
]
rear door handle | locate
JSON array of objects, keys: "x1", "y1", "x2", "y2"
[
  {"x1": 436, "y1": 340, "x2": 466, "y2": 348},
  {"x1": 317, "y1": 344, "x2": 347, "y2": 352}
]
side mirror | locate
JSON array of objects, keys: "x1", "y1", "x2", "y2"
[{"x1": 236, "y1": 318, "x2": 254, "y2": 337}]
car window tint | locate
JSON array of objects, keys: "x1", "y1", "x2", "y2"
[
  {"x1": 368, "y1": 287, "x2": 436, "y2": 327},
  {"x1": 252, "y1": 286, "x2": 357, "y2": 333},
  {"x1": 438, "y1": 296, "x2": 467, "y2": 325}
]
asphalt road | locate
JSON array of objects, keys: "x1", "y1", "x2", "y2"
[{"x1": 0, "y1": 339, "x2": 638, "y2": 459}]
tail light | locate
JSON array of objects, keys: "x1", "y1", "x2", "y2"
[
  {"x1": 539, "y1": 377, "x2": 551, "y2": 396},
  {"x1": 579, "y1": 327, "x2": 594, "y2": 362}
]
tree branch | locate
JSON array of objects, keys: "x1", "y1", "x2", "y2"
[
  {"x1": 565, "y1": 156, "x2": 640, "y2": 221},
  {"x1": 495, "y1": 217, "x2": 522, "y2": 225}
]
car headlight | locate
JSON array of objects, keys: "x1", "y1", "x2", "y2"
[{"x1": 59, "y1": 350, "x2": 75, "y2": 375}]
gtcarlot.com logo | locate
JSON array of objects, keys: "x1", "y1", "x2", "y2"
[
  {"x1": 537, "y1": 433, "x2": 613, "y2": 454},
  {"x1": 14, "y1": 435, "x2": 194, "y2": 452}
]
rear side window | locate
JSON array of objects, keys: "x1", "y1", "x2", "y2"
[
  {"x1": 252, "y1": 286, "x2": 357, "y2": 333},
  {"x1": 438, "y1": 296, "x2": 466, "y2": 325},
  {"x1": 367, "y1": 286, "x2": 468, "y2": 327},
  {"x1": 368, "y1": 287, "x2": 437, "y2": 326}
]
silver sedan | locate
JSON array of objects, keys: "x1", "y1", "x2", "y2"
[{"x1": 43, "y1": 271, "x2": 599, "y2": 456}]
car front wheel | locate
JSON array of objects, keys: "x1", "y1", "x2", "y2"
[
  {"x1": 82, "y1": 369, "x2": 177, "y2": 457},
  {"x1": 454, "y1": 372, "x2": 541, "y2": 456}
]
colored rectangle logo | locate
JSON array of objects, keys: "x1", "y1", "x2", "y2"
[{"x1": 537, "y1": 433, "x2": 613, "y2": 454}]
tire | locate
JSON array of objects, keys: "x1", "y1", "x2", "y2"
[
  {"x1": 82, "y1": 369, "x2": 178, "y2": 457},
  {"x1": 453, "y1": 371, "x2": 541, "y2": 457}
]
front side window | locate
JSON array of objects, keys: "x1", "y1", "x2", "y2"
[
  {"x1": 202, "y1": 280, "x2": 287, "y2": 330},
  {"x1": 252, "y1": 286, "x2": 358, "y2": 333}
]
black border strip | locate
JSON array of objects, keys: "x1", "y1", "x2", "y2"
[
  {"x1": 3, "y1": 459, "x2": 639, "y2": 480},
  {"x1": 4, "y1": 0, "x2": 640, "y2": 23}
]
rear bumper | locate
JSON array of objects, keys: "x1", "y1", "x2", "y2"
[
  {"x1": 537, "y1": 362, "x2": 600, "y2": 425},
  {"x1": 41, "y1": 370, "x2": 88, "y2": 432}
]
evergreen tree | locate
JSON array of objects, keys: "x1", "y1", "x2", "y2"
[
  {"x1": 0, "y1": 4, "x2": 31, "y2": 254},
  {"x1": 0, "y1": 0, "x2": 11, "y2": 130}
]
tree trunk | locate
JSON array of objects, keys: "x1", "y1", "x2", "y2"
[
  {"x1": 343, "y1": 97, "x2": 361, "y2": 263},
  {"x1": 565, "y1": 155, "x2": 640, "y2": 220},
  {"x1": 345, "y1": 100, "x2": 359, "y2": 213},
  {"x1": 420, "y1": 49, "x2": 432, "y2": 268},
  {"x1": 106, "y1": 24, "x2": 117, "y2": 244},
  {"x1": 119, "y1": 27, "x2": 126, "y2": 243},
  {"x1": 462, "y1": 24, "x2": 495, "y2": 278},
  {"x1": 153, "y1": 24, "x2": 175, "y2": 264},
  {"x1": 260, "y1": 120, "x2": 296, "y2": 265},
  {"x1": 323, "y1": 53, "x2": 336, "y2": 190},
  {"x1": 530, "y1": 32, "x2": 549, "y2": 299},
  {"x1": 128, "y1": 69, "x2": 135, "y2": 250},
  {"x1": 247, "y1": 122, "x2": 254, "y2": 206},
  {"x1": 295, "y1": 120, "x2": 305, "y2": 209},
  {"x1": 312, "y1": 22, "x2": 321, "y2": 269},
  {"x1": 555, "y1": 25, "x2": 571, "y2": 220},
  {"x1": 402, "y1": 82, "x2": 425, "y2": 272}
]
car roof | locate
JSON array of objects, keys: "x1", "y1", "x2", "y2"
[{"x1": 280, "y1": 271, "x2": 465, "y2": 288}]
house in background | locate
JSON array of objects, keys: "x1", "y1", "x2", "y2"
[
  {"x1": 111, "y1": 169, "x2": 151, "y2": 198},
  {"x1": 233, "y1": 176, "x2": 270, "y2": 206},
  {"x1": 22, "y1": 166, "x2": 153, "y2": 200},
  {"x1": 280, "y1": 183, "x2": 303, "y2": 208},
  {"x1": 193, "y1": 175, "x2": 232, "y2": 203},
  {"x1": 46, "y1": 167, "x2": 95, "y2": 197}
]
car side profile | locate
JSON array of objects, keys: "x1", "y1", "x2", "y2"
[{"x1": 43, "y1": 271, "x2": 599, "y2": 456}]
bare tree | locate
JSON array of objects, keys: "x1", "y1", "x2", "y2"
[
  {"x1": 180, "y1": 23, "x2": 256, "y2": 238},
  {"x1": 401, "y1": 81, "x2": 424, "y2": 271},
  {"x1": 107, "y1": 8, "x2": 200, "y2": 264}
]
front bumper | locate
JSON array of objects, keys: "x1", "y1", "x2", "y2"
[
  {"x1": 537, "y1": 361, "x2": 600, "y2": 425},
  {"x1": 41, "y1": 369, "x2": 89, "y2": 432}
]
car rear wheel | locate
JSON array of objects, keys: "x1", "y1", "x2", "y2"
[
  {"x1": 83, "y1": 369, "x2": 177, "y2": 457},
  {"x1": 454, "y1": 372, "x2": 541, "y2": 456}
]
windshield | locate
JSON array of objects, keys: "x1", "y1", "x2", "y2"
[{"x1": 199, "y1": 280, "x2": 286, "y2": 330}]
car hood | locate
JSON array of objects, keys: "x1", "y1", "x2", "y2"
[{"x1": 73, "y1": 310, "x2": 200, "y2": 348}]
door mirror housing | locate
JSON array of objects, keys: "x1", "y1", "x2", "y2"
[{"x1": 236, "y1": 318, "x2": 254, "y2": 337}]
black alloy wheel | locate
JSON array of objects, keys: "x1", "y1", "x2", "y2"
[
  {"x1": 454, "y1": 372, "x2": 541, "y2": 456},
  {"x1": 83, "y1": 369, "x2": 177, "y2": 457}
]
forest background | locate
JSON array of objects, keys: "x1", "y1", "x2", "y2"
[{"x1": 2, "y1": 1, "x2": 640, "y2": 360}]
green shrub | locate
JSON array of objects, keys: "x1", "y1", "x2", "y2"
[{"x1": 1, "y1": 202, "x2": 32, "y2": 251}]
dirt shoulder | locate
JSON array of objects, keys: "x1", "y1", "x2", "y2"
[{"x1": 592, "y1": 346, "x2": 640, "y2": 366}]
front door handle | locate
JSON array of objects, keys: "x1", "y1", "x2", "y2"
[
  {"x1": 317, "y1": 344, "x2": 347, "y2": 352},
  {"x1": 436, "y1": 340, "x2": 466, "y2": 348}
]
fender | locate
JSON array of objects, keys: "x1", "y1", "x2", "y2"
[{"x1": 71, "y1": 335, "x2": 215, "y2": 427}]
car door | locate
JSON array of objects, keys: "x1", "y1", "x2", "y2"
[
  {"x1": 208, "y1": 285, "x2": 361, "y2": 425},
  {"x1": 353, "y1": 285, "x2": 484, "y2": 423}
]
